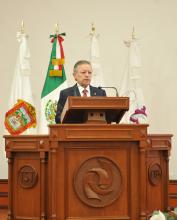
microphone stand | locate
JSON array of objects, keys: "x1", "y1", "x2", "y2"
[{"x1": 98, "y1": 86, "x2": 119, "y2": 97}]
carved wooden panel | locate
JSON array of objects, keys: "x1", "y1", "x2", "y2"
[
  {"x1": 12, "y1": 153, "x2": 41, "y2": 218},
  {"x1": 54, "y1": 141, "x2": 139, "y2": 220},
  {"x1": 146, "y1": 150, "x2": 168, "y2": 215},
  {"x1": 74, "y1": 156, "x2": 122, "y2": 207},
  {"x1": 148, "y1": 163, "x2": 162, "y2": 186},
  {"x1": 18, "y1": 165, "x2": 38, "y2": 189}
]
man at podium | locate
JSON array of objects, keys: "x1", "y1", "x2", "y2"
[{"x1": 55, "y1": 60, "x2": 106, "y2": 123}]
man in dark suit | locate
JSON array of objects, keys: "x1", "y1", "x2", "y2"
[{"x1": 55, "y1": 60, "x2": 106, "y2": 123}]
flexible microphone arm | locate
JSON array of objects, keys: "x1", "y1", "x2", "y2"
[{"x1": 98, "y1": 86, "x2": 119, "y2": 97}]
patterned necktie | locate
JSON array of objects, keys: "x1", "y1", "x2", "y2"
[{"x1": 82, "y1": 89, "x2": 88, "y2": 97}]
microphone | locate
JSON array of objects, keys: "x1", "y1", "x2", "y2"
[{"x1": 98, "y1": 86, "x2": 119, "y2": 97}]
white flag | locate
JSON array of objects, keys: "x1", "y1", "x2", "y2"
[
  {"x1": 8, "y1": 31, "x2": 36, "y2": 134},
  {"x1": 90, "y1": 33, "x2": 104, "y2": 87},
  {"x1": 120, "y1": 38, "x2": 147, "y2": 124}
]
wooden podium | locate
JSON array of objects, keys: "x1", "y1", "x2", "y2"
[{"x1": 4, "y1": 97, "x2": 172, "y2": 220}]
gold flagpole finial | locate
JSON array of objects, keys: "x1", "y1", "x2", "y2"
[
  {"x1": 20, "y1": 20, "x2": 25, "y2": 34},
  {"x1": 132, "y1": 26, "x2": 136, "y2": 40},
  {"x1": 55, "y1": 23, "x2": 59, "y2": 35},
  {"x1": 91, "y1": 22, "x2": 96, "y2": 34}
]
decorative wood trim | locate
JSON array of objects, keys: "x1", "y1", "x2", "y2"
[
  {"x1": 0, "y1": 179, "x2": 8, "y2": 183},
  {"x1": 0, "y1": 179, "x2": 8, "y2": 209},
  {"x1": 0, "y1": 192, "x2": 8, "y2": 197},
  {"x1": 169, "y1": 180, "x2": 177, "y2": 184},
  {"x1": 169, "y1": 180, "x2": 177, "y2": 208}
]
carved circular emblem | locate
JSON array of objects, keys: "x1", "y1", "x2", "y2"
[
  {"x1": 74, "y1": 156, "x2": 122, "y2": 207},
  {"x1": 18, "y1": 165, "x2": 38, "y2": 188},
  {"x1": 148, "y1": 163, "x2": 162, "y2": 186}
]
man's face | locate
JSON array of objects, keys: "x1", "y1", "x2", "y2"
[{"x1": 73, "y1": 63, "x2": 92, "y2": 88}]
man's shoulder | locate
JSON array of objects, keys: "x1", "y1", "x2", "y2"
[{"x1": 61, "y1": 85, "x2": 75, "y2": 94}]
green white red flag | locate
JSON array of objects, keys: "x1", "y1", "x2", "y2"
[{"x1": 40, "y1": 33, "x2": 67, "y2": 133}]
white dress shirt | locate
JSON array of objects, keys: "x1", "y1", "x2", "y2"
[{"x1": 77, "y1": 84, "x2": 91, "y2": 97}]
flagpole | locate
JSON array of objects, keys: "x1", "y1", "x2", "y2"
[
  {"x1": 132, "y1": 26, "x2": 136, "y2": 40},
  {"x1": 91, "y1": 22, "x2": 95, "y2": 35},
  {"x1": 20, "y1": 20, "x2": 25, "y2": 34},
  {"x1": 124, "y1": 26, "x2": 137, "y2": 47}
]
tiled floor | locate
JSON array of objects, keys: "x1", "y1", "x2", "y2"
[{"x1": 0, "y1": 209, "x2": 8, "y2": 220}]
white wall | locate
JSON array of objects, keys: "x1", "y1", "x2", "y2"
[{"x1": 0, "y1": 0, "x2": 177, "y2": 179}]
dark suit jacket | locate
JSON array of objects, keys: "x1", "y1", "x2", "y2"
[{"x1": 55, "y1": 84, "x2": 106, "y2": 123}]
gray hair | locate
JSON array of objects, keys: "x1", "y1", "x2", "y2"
[{"x1": 73, "y1": 60, "x2": 91, "y2": 73}]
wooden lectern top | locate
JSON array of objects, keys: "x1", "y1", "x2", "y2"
[{"x1": 61, "y1": 96, "x2": 129, "y2": 124}]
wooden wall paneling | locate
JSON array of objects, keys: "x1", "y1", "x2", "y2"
[
  {"x1": 0, "y1": 179, "x2": 8, "y2": 209},
  {"x1": 169, "y1": 180, "x2": 177, "y2": 208}
]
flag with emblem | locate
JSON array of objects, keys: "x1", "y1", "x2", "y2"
[
  {"x1": 120, "y1": 31, "x2": 147, "y2": 124},
  {"x1": 40, "y1": 32, "x2": 67, "y2": 133},
  {"x1": 7, "y1": 29, "x2": 36, "y2": 134},
  {"x1": 5, "y1": 99, "x2": 36, "y2": 135}
]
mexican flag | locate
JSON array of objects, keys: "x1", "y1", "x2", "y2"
[{"x1": 40, "y1": 33, "x2": 67, "y2": 133}]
